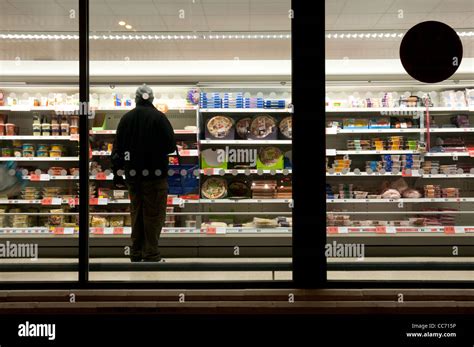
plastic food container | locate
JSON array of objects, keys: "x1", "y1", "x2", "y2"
[
  {"x1": 51, "y1": 124, "x2": 60, "y2": 136},
  {"x1": 70, "y1": 116, "x2": 79, "y2": 127},
  {"x1": 22, "y1": 150, "x2": 34, "y2": 157},
  {"x1": 22, "y1": 144, "x2": 35, "y2": 151},
  {"x1": 70, "y1": 126, "x2": 78, "y2": 135},
  {"x1": 60, "y1": 123, "x2": 69, "y2": 135},
  {"x1": 0, "y1": 124, "x2": 4, "y2": 136},
  {"x1": 37, "y1": 144, "x2": 49, "y2": 151},
  {"x1": 13, "y1": 148, "x2": 22, "y2": 157},
  {"x1": 36, "y1": 150, "x2": 48, "y2": 157},
  {"x1": 1, "y1": 148, "x2": 12, "y2": 157},
  {"x1": 49, "y1": 150, "x2": 62, "y2": 157},
  {"x1": 33, "y1": 124, "x2": 41, "y2": 136},
  {"x1": 5, "y1": 123, "x2": 15, "y2": 136},
  {"x1": 41, "y1": 123, "x2": 51, "y2": 136},
  {"x1": 50, "y1": 144, "x2": 62, "y2": 152}
]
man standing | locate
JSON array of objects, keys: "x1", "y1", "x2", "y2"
[{"x1": 112, "y1": 84, "x2": 176, "y2": 262}]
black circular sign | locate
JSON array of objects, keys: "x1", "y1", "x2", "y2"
[{"x1": 400, "y1": 21, "x2": 463, "y2": 83}]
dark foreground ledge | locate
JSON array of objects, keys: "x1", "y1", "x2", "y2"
[{"x1": 0, "y1": 289, "x2": 473, "y2": 314}]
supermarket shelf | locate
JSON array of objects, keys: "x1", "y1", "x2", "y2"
[
  {"x1": 0, "y1": 135, "x2": 75, "y2": 140},
  {"x1": 424, "y1": 152, "x2": 470, "y2": 157},
  {"x1": 428, "y1": 128, "x2": 474, "y2": 133},
  {"x1": 423, "y1": 174, "x2": 474, "y2": 178},
  {"x1": 90, "y1": 129, "x2": 197, "y2": 135},
  {"x1": 327, "y1": 149, "x2": 419, "y2": 156},
  {"x1": 91, "y1": 151, "x2": 112, "y2": 156},
  {"x1": 0, "y1": 227, "x2": 50, "y2": 234},
  {"x1": 326, "y1": 172, "x2": 419, "y2": 177},
  {"x1": 201, "y1": 169, "x2": 292, "y2": 175},
  {"x1": 327, "y1": 226, "x2": 474, "y2": 235},
  {"x1": 326, "y1": 128, "x2": 423, "y2": 134},
  {"x1": 0, "y1": 106, "x2": 59, "y2": 112},
  {"x1": 170, "y1": 149, "x2": 199, "y2": 156},
  {"x1": 0, "y1": 226, "x2": 292, "y2": 235},
  {"x1": 325, "y1": 107, "x2": 472, "y2": 113},
  {"x1": 91, "y1": 149, "x2": 199, "y2": 157},
  {"x1": 199, "y1": 139, "x2": 291, "y2": 145},
  {"x1": 199, "y1": 108, "x2": 291, "y2": 113},
  {"x1": 0, "y1": 157, "x2": 79, "y2": 162},
  {"x1": 327, "y1": 198, "x2": 474, "y2": 203},
  {"x1": 199, "y1": 199, "x2": 292, "y2": 204},
  {"x1": 93, "y1": 106, "x2": 198, "y2": 112}
]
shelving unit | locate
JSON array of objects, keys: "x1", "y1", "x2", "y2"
[
  {"x1": 326, "y1": 86, "x2": 474, "y2": 252},
  {"x1": 0, "y1": 83, "x2": 293, "y2": 261}
]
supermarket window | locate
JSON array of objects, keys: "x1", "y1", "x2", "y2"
[
  {"x1": 326, "y1": 0, "x2": 474, "y2": 282},
  {"x1": 88, "y1": 0, "x2": 292, "y2": 282},
  {"x1": 0, "y1": 1, "x2": 79, "y2": 282}
]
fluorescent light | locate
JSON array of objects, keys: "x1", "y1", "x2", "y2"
[
  {"x1": 125, "y1": 24, "x2": 132, "y2": 29},
  {"x1": 118, "y1": 21, "x2": 126, "y2": 26},
  {"x1": 0, "y1": 31, "x2": 292, "y2": 41}
]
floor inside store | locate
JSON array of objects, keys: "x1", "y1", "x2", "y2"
[{"x1": 1, "y1": 257, "x2": 473, "y2": 282}]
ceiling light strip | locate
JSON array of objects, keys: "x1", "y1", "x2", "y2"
[
  {"x1": 325, "y1": 31, "x2": 474, "y2": 39},
  {"x1": 0, "y1": 32, "x2": 291, "y2": 41}
]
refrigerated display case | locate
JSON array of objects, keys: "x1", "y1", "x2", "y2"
[{"x1": 0, "y1": 83, "x2": 293, "y2": 259}]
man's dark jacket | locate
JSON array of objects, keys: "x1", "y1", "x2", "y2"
[{"x1": 112, "y1": 99, "x2": 176, "y2": 180}]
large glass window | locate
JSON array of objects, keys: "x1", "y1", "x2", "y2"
[
  {"x1": 325, "y1": 0, "x2": 474, "y2": 282},
  {"x1": 0, "y1": 0, "x2": 79, "y2": 281},
  {"x1": 87, "y1": 0, "x2": 292, "y2": 282}
]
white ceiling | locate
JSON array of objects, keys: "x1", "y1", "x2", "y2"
[
  {"x1": 326, "y1": 0, "x2": 474, "y2": 59},
  {"x1": 0, "y1": 0, "x2": 291, "y2": 60},
  {"x1": 0, "y1": 0, "x2": 473, "y2": 61}
]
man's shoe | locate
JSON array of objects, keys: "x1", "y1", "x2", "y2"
[{"x1": 142, "y1": 258, "x2": 165, "y2": 262}]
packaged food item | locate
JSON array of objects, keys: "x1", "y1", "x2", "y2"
[
  {"x1": 257, "y1": 147, "x2": 283, "y2": 169},
  {"x1": 0, "y1": 124, "x2": 4, "y2": 136},
  {"x1": 185, "y1": 220, "x2": 197, "y2": 228},
  {"x1": 206, "y1": 115, "x2": 234, "y2": 139},
  {"x1": 60, "y1": 123, "x2": 69, "y2": 135},
  {"x1": 368, "y1": 117, "x2": 390, "y2": 129},
  {"x1": 342, "y1": 118, "x2": 368, "y2": 129},
  {"x1": 236, "y1": 118, "x2": 251, "y2": 139},
  {"x1": 22, "y1": 150, "x2": 34, "y2": 157},
  {"x1": 13, "y1": 148, "x2": 22, "y2": 157},
  {"x1": 70, "y1": 116, "x2": 79, "y2": 127},
  {"x1": 70, "y1": 125, "x2": 78, "y2": 135},
  {"x1": 50, "y1": 144, "x2": 62, "y2": 152},
  {"x1": 48, "y1": 209, "x2": 63, "y2": 226},
  {"x1": 51, "y1": 124, "x2": 60, "y2": 136},
  {"x1": 33, "y1": 124, "x2": 41, "y2": 136},
  {"x1": 22, "y1": 144, "x2": 35, "y2": 151},
  {"x1": 41, "y1": 123, "x2": 51, "y2": 136},
  {"x1": 91, "y1": 216, "x2": 107, "y2": 227},
  {"x1": 250, "y1": 115, "x2": 276, "y2": 139},
  {"x1": 49, "y1": 150, "x2": 62, "y2": 157},
  {"x1": 1, "y1": 148, "x2": 12, "y2": 157},
  {"x1": 109, "y1": 216, "x2": 124, "y2": 227},
  {"x1": 279, "y1": 116, "x2": 292, "y2": 139},
  {"x1": 228, "y1": 181, "x2": 250, "y2": 198},
  {"x1": 5, "y1": 123, "x2": 16, "y2": 136},
  {"x1": 201, "y1": 177, "x2": 228, "y2": 199},
  {"x1": 48, "y1": 167, "x2": 66, "y2": 176}
]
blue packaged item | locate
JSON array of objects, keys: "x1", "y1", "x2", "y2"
[{"x1": 167, "y1": 165, "x2": 199, "y2": 195}]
